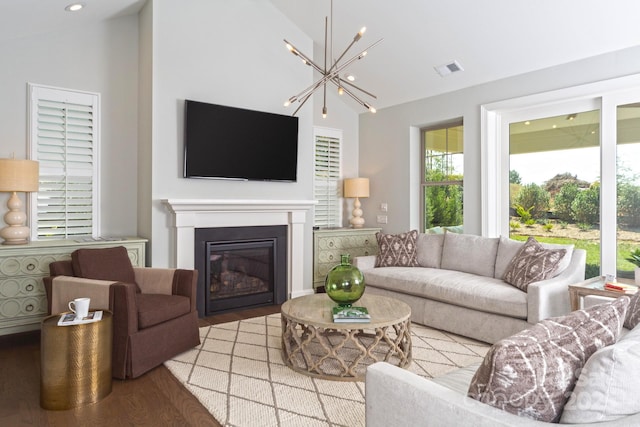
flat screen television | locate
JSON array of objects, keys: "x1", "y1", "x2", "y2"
[{"x1": 184, "y1": 100, "x2": 299, "y2": 182}]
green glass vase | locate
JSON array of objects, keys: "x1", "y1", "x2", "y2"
[{"x1": 325, "y1": 254, "x2": 365, "y2": 307}]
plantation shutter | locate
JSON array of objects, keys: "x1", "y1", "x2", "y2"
[
  {"x1": 314, "y1": 128, "x2": 342, "y2": 228},
  {"x1": 29, "y1": 84, "x2": 100, "y2": 240}
]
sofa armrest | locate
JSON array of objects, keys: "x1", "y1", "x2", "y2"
[
  {"x1": 353, "y1": 255, "x2": 376, "y2": 270},
  {"x1": 366, "y1": 362, "x2": 546, "y2": 427},
  {"x1": 172, "y1": 269, "x2": 198, "y2": 312},
  {"x1": 526, "y1": 248, "x2": 586, "y2": 324}
]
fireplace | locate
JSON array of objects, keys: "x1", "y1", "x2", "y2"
[
  {"x1": 163, "y1": 199, "x2": 317, "y2": 308},
  {"x1": 194, "y1": 226, "x2": 287, "y2": 316}
]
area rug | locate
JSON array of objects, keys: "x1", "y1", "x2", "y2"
[{"x1": 165, "y1": 314, "x2": 489, "y2": 427}]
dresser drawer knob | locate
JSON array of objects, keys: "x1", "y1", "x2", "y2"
[
  {"x1": 26, "y1": 284, "x2": 34, "y2": 292},
  {"x1": 27, "y1": 263, "x2": 36, "y2": 271},
  {"x1": 26, "y1": 304, "x2": 34, "y2": 312}
]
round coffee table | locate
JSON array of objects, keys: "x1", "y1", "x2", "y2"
[{"x1": 280, "y1": 293, "x2": 412, "y2": 381}]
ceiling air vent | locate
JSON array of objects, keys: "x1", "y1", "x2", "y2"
[{"x1": 434, "y1": 60, "x2": 464, "y2": 77}]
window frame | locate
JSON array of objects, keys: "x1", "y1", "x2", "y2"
[
  {"x1": 313, "y1": 126, "x2": 343, "y2": 229},
  {"x1": 420, "y1": 119, "x2": 464, "y2": 232},
  {"x1": 27, "y1": 83, "x2": 101, "y2": 241}
]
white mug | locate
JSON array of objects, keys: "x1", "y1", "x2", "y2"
[{"x1": 69, "y1": 297, "x2": 90, "y2": 319}]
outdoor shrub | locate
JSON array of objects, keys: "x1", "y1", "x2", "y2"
[
  {"x1": 514, "y1": 183, "x2": 550, "y2": 219},
  {"x1": 554, "y1": 183, "x2": 579, "y2": 222},
  {"x1": 618, "y1": 184, "x2": 640, "y2": 227},
  {"x1": 543, "y1": 223, "x2": 553, "y2": 232},
  {"x1": 577, "y1": 222, "x2": 592, "y2": 231},
  {"x1": 514, "y1": 203, "x2": 533, "y2": 223},
  {"x1": 559, "y1": 221, "x2": 568, "y2": 229},
  {"x1": 525, "y1": 219, "x2": 536, "y2": 227},
  {"x1": 571, "y1": 186, "x2": 600, "y2": 225},
  {"x1": 509, "y1": 220, "x2": 521, "y2": 230}
]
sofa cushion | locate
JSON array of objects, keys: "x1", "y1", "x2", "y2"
[
  {"x1": 494, "y1": 236, "x2": 574, "y2": 280},
  {"x1": 375, "y1": 230, "x2": 419, "y2": 267},
  {"x1": 467, "y1": 297, "x2": 630, "y2": 423},
  {"x1": 416, "y1": 233, "x2": 444, "y2": 268},
  {"x1": 136, "y1": 293, "x2": 191, "y2": 329},
  {"x1": 440, "y1": 233, "x2": 499, "y2": 277},
  {"x1": 503, "y1": 237, "x2": 566, "y2": 291},
  {"x1": 624, "y1": 291, "x2": 640, "y2": 329},
  {"x1": 560, "y1": 323, "x2": 640, "y2": 423},
  {"x1": 363, "y1": 267, "x2": 527, "y2": 319}
]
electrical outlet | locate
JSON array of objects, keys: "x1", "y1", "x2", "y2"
[
  {"x1": 380, "y1": 203, "x2": 388, "y2": 212},
  {"x1": 377, "y1": 215, "x2": 388, "y2": 224}
]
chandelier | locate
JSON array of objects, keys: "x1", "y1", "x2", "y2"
[{"x1": 283, "y1": 0, "x2": 382, "y2": 118}]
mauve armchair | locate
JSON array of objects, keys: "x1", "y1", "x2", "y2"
[{"x1": 43, "y1": 246, "x2": 200, "y2": 379}]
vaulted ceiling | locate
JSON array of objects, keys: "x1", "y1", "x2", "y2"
[{"x1": 3, "y1": 0, "x2": 639, "y2": 111}]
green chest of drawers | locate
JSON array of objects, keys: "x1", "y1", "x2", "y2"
[
  {"x1": 313, "y1": 228, "x2": 380, "y2": 290},
  {"x1": 0, "y1": 238, "x2": 146, "y2": 336}
]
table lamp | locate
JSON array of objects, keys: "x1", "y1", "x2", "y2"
[
  {"x1": 344, "y1": 177, "x2": 370, "y2": 228},
  {"x1": 0, "y1": 158, "x2": 39, "y2": 245}
]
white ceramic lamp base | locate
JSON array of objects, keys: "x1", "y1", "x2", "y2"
[
  {"x1": 349, "y1": 197, "x2": 365, "y2": 228},
  {"x1": 0, "y1": 192, "x2": 30, "y2": 245}
]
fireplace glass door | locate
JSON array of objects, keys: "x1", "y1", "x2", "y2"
[{"x1": 206, "y1": 239, "x2": 275, "y2": 313}]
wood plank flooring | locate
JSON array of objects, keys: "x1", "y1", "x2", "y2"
[{"x1": 0, "y1": 305, "x2": 281, "y2": 427}]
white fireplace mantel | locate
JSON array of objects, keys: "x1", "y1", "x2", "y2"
[{"x1": 162, "y1": 199, "x2": 317, "y2": 298}]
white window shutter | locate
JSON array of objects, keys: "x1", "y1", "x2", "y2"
[
  {"x1": 28, "y1": 84, "x2": 100, "y2": 240},
  {"x1": 314, "y1": 128, "x2": 342, "y2": 228}
]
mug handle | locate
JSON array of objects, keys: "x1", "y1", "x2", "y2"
[{"x1": 68, "y1": 301, "x2": 76, "y2": 313}]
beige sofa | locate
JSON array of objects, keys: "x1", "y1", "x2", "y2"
[{"x1": 354, "y1": 232, "x2": 586, "y2": 344}]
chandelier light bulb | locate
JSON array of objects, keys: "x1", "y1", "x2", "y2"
[
  {"x1": 322, "y1": 106, "x2": 327, "y2": 119},
  {"x1": 338, "y1": 86, "x2": 344, "y2": 95},
  {"x1": 360, "y1": 27, "x2": 367, "y2": 36},
  {"x1": 284, "y1": 100, "x2": 291, "y2": 107}
]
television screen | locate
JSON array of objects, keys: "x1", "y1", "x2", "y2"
[{"x1": 184, "y1": 100, "x2": 299, "y2": 182}]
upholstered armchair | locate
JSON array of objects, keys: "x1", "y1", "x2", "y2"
[{"x1": 43, "y1": 246, "x2": 200, "y2": 379}]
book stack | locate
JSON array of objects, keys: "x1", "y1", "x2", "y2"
[
  {"x1": 604, "y1": 282, "x2": 638, "y2": 294},
  {"x1": 332, "y1": 306, "x2": 371, "y2": 323}
]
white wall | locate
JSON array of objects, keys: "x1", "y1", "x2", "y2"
[
  {"x1": 0, "y1": 15, "x2": 139, "y2": 237},
  {"x1": 146, "y1": 0, "x2": 342, "y2": 293},
  {"x1": 360, "y1": 45, "x2": 640, "y2": 235}
]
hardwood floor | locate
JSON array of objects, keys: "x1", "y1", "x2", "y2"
[{"x1": 0, "y1": 305, "x2": 281, "y2": 427}]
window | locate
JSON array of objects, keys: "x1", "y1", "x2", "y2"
[
  {"x1": 482, "y1": 75, "x2": 640, "y2": 279},
  {"x1": 313, "y1": 127, "x2": 342, "y2": 228},
  {"x1": 421, "y1": 121, "x2": 463, "y2": 232},
  {"x1": 28, "y1": 84, "x2": 100, "y2": 240}
]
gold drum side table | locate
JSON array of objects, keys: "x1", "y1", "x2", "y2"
[{"x1": 40, "y1": 311, "x2": 113, "y2": 410}]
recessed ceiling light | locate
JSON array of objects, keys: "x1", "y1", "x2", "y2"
[
  {"x1": 65, "y1": 3, "x2": 85, "y2": 12},
  {"x1": 346, "y1": 74, "x2": 356, "y2": 82}
]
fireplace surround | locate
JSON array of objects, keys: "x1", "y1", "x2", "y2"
[{"x1": 163, "y1": 199, "x2": 316, "y2": 309}]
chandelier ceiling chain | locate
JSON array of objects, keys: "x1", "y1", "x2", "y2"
[{"x1": 283, "y1": 0, "x2": 382, "y2": 118}]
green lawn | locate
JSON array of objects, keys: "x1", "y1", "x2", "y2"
[{"x1": 511, "y1": 235, "x2": 638, "y2": 279}]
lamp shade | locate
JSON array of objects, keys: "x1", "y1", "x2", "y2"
[
  {"x1": 0, "y1": 159, "x2": 39, "y2": 192},
  {"x1": 344, "y1": 178, "x2": 370, "y2": 198}
]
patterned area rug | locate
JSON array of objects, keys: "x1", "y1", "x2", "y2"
[{"x1": 165, "y1": 314, "x2": 489, "y2": 427}]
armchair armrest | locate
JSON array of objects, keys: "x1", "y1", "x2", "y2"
[
  {"x1": 527, "y1": 248, "x2": 586, "y2": 324},
  {"x1": 132, "y1": 267, "x2": 197, "y2": 311},
  {"x1": 47, "y1": 275, "x2": 116, "y2": 314}
]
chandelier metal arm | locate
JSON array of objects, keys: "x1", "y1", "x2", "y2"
[
  {"x1": 287, "y1": 38, "x2": 382, "y2": 106},
  {"x1": 335, "y1": 76, "x2": 378, "y2": 100}
]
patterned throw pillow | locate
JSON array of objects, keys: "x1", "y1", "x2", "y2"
[
  {"x1": 503, "y1": 236, "x2": 566, "y2": 291},
  {"x1": 624, "y1": 291, "x2": 640, "y2": 329},
  {"x1": 374, "y1": 230, "x2": 419, "y2": 267},
  {"x1": 468, "y1": 297, "x2": 630, "y2": 423}
]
